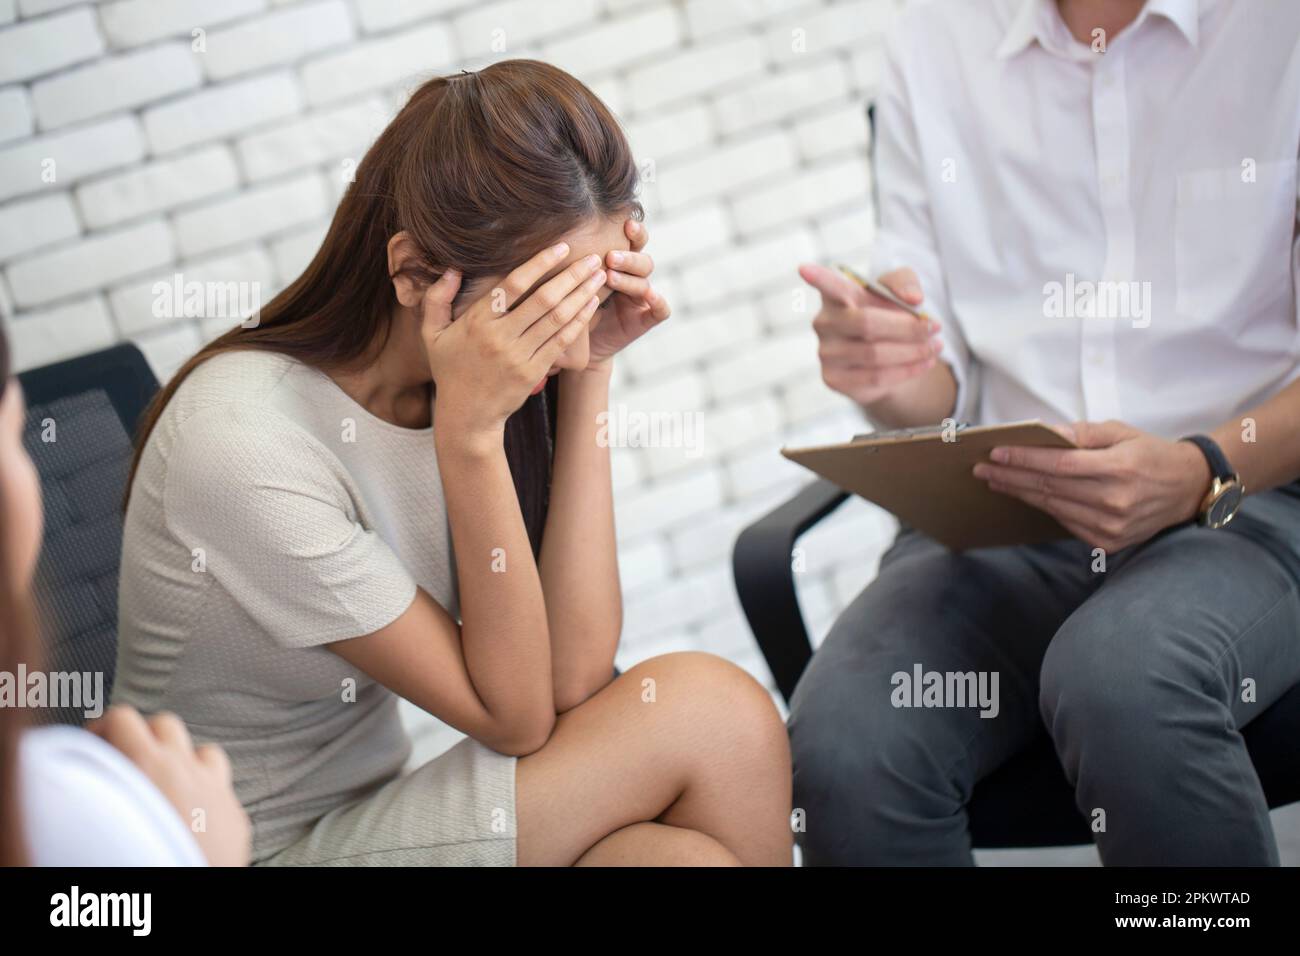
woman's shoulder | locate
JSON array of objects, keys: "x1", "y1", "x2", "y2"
[{"x1": 20, "y1": 725, "x2": 206, "y2": 867}]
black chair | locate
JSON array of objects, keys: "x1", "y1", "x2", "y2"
[
  {"x1": 733, "y1": 470, "x2": 1300, "y2": 851},
  {"x1": 18, "y1": 343, "x2": 159, "y2": 726}
]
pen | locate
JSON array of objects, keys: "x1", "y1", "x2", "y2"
[{"x1": 836, "y1": 263, "x2": 933, "y2": 323}]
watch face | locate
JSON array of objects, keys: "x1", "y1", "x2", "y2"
[{"x1": 1208, "y1": 482, "x2": 1244, "y2": 528}]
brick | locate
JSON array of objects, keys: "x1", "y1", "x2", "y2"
[
  {"x1": 268, "y1": 222, "x2": 329, "y2": 284},
  {"x1": 614, "y1": 462, "x2": 724, "y2": 542},
  {"x1": 850, "y1": 46, "x2": 888, "y2": 93},
  {"x1": 618, "y1": 537, "x2": 673, "y2": 597},
  {"x1": 5, "y1": 295, "x2": 115, "y2": 371},
  {"x1": 0, "y1": 116, "x2": 145, "y2": 202},
  {"x1": 5, "y1": 219, "x2": 174, "y2": 308},
  {"x1": 32, "y1": 43, "x2": 202, "y2": 130},
  {"x1": 793, "y1": 101, "x2": 871, "y2": 162},
  {"x1": 815, "y1": 202, "x2": 876, "y2": 261},
  {"x1": 541, "y1": 6, "x2": 681, "y2": 78},
  {"x1": 731, "y1": 158, "x2": 869, "y2": 236},
  {"x1": 764, "y1": 0, "x2": 897, "y2": 67},
  {"x1": 706, "y1": 330, "x2": 820, "y2": 402},
  {"x1": 202, "y1": 0, "x2": 354, "y2": 81},
  {"x1": 144, "y1": 72, "x2": 302, "y2": 154},
  {"x1": 656, "y1": 130, "x2": 795, "y2": 210},
  {"x1": 685, "y1": 0, "x2": 817, "y2": 39},
  {"x1": 452, "y1": 0, "x2": 597, "y2": 59},
  {"x1": 0, "y1": 0, "x2": 13, "y2": 26},
  {"x1": 627, "y1": 35, "x2": 766, "y2": 113},
  {"x1": 173, "y1": 175, "x2": 327, "y2": 258},
  {"x1": 621, "y1": 564, "x2": 734, "y2": 641},
  {"x1": 726, "y1": 438, "x2": 817, "y2": 499},
  {"x1": 712, "y1": 60, "x2": 850, "y2": 136},
  {"x1": 237, "y1": 97, "x2": 390, "y2": 181},
  {"x1": 99, "y1": 0, "x2": 266, "y2": 48},
  {"x1": 75, "y1": 145, "x2": 239, "y2": 229},
  {"x1": 18, "y1": 0, "x2": 88, "y2": 13},
  {"x1": 642, "y1": 204, "x2": 731, "y2": 269},
  {"x1": 623, "y1": 302, "x2": 761, "y2": 381},
  {"x1": 109, "y1": 247, "x2": 276, "y2": 336},
  {"x1": 0, "y1": 8, "x2": 104, "y2": 84},
  {"x1": 0, "y1": 88, "x2": 33, "y2": 144},
  {"x1": 355, "y1": 0, "x2": 465, "y2": 33},
  {"x1": 300, "y1": 23, "x2": 454, "y2": 105},
  {"x1": 0, "y1": 192, "x2": 79, "y2": 262},
  {"x1": 134, "y1": 321, "x2": 203, "y2": 380},
  {"x1": 679, "y1": 228, "x2": 818, "y2": 308},
  {"x1": 624, "y1": 103, "x2": 714, "y2": 165}
]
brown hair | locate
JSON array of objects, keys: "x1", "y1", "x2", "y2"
[
  {"x1": 126, "y1": 59, "x2": 642, "y2": 550},
  {"x1": 0, "y1": 324, "x2": 36, "y2": 866}
]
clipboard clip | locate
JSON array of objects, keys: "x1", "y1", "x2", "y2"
[{"x1": 853, "y1": 422, "x2": 971, "y2": 443}]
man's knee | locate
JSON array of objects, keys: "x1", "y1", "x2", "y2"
[{"x1": 1040, "y1": 606, "x2": 1207, "y2": 760}]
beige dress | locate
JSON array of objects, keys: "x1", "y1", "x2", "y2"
[{"x1": 114, "y1": 350, "x2": 516, "y2": 865}]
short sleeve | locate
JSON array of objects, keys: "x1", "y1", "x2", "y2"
[
  {"x1": 870, "y1": 13, "x2": 978, "y2": 422},
  {"x1": 162, "y1": 403, "x2": 417, "y2": 648},
  {"x1": 22, "y1": 726, "x2": 207, "y2": 867}
]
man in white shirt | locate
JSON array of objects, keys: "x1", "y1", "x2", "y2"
[{"x1": 792, "y1": 0, "x2": 1300, "y2": 864}]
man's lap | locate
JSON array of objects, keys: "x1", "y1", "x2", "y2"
[{"x1": 791, "y1": 481, "x2": 1300, "y2": 780}]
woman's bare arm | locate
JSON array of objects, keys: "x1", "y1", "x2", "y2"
[{"x1": 538, "y1": 363, "x2": 622, "y2": 712}]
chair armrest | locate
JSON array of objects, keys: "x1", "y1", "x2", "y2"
[{"x1": 732, "y1": 478, "x2": 851, "y2": 703}]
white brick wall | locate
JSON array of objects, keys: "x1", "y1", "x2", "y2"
[{"x1": 0, "y1": 0, "x2": 904, "y2": 760}]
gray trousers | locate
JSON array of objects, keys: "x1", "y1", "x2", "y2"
[{"x1": 789, "y1": 481, "x2": 1300, "y2": 865}]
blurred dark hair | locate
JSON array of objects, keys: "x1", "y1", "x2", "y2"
[{"x1": 126, "y1": 59, "x2": 642, "y2": 554}]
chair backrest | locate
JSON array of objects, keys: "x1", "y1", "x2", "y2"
[{"x1": 17, "y1": 344, "x2": 158, "y2": 725}]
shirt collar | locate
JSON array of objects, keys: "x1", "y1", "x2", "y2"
[{"x1": 995, "y1": 0, "x2": 1201, "y2": 60}]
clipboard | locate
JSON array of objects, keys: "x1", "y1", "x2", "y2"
[{"x1": 782, "y1": 420, "x2": 1077, "y2": 551}]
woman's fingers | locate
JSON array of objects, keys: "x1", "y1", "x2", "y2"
[
  {"x1": 420, "y1": 268, "x2": 461, "y2": 335},
  {"x1": 88, "y1": 704, "x2": 158, "y2": 765},
  {"x1": 148, "y1": 710, "x2": 194, "y2": 752},
  {"x1": 518, "y1": 269, "x2": 606, "y2": 354},
  {"x1": 606, "y1": 249, "x2": 653, "y2": 277},
  {"x1": 625, "y1": 218, "x2": 647, "y2": 253},
  {"x1": 531, "y1": 295, "x2": 600, "y2": 365},
  {"x1": 501, "y1": 254, "x2": 602, "y2": 334},
  {"x1": 492, "y1": 241, "x2": 573, "y2": 313}
]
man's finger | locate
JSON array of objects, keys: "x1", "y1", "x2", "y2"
[
  {"x1": 974, "y1": 462, "x2": 1110, "y2": 509},
  {"x1": 1071, "y1": 419, "x2": 1136, "y2": 449},
  {"x1": 799, "y1": 263, "x2": 868, "y2": 308},
  {"x1": 988, "y1": 444, "x2": 1115, "y2": 477},
  {"x1": 877, "y1": 267, "x2": 924, "y2": 306}
]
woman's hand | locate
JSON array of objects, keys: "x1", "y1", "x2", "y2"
[
  {"x1": 973, "y1": 420, "x2": 1212, "y2": 553},
  {"x1": 86, "y1": 705, "x2": 251, "y2": 867},
  {"x1": 421, "y1": 243, "x2": 606, "y2": 445},
  {"x1": 587, "y1": 219, "x2": 671, "y2": 370}
]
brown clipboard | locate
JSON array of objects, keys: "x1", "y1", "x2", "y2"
[{"x1": 781, "y1": 420, "x2": 1077, "y2": 551}]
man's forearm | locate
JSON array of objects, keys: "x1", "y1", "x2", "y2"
[
  {"x1": 862, "y1": 361, "x2": 959, "y2": 430},
  {"x1": 1207, "y1": 376, "x2": 1300, "y2": 495}
]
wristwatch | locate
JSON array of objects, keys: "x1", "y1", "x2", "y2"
[{"x1": 1180, "y1": 434, "x2": 1244, "y2": 529}]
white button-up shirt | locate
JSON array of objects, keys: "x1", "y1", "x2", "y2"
[{"x1": 870, "y1": 0, "x2": 1300, "y2": 437}]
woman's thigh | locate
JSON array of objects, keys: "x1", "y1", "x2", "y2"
[{"x1": 515, "y1": 651, "x2": 790, "y2": 866}]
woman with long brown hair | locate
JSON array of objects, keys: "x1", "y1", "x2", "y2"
[
  {"x1": 0, "y1": 323, "x2": 248, "y2": 866},
  {"x1": 114, "y1": 60, "x2": 792, "y2": 866}
]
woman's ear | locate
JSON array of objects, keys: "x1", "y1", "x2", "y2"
[{"x1": 386, "y1": 231, "x2": 432, "y2": 308}]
